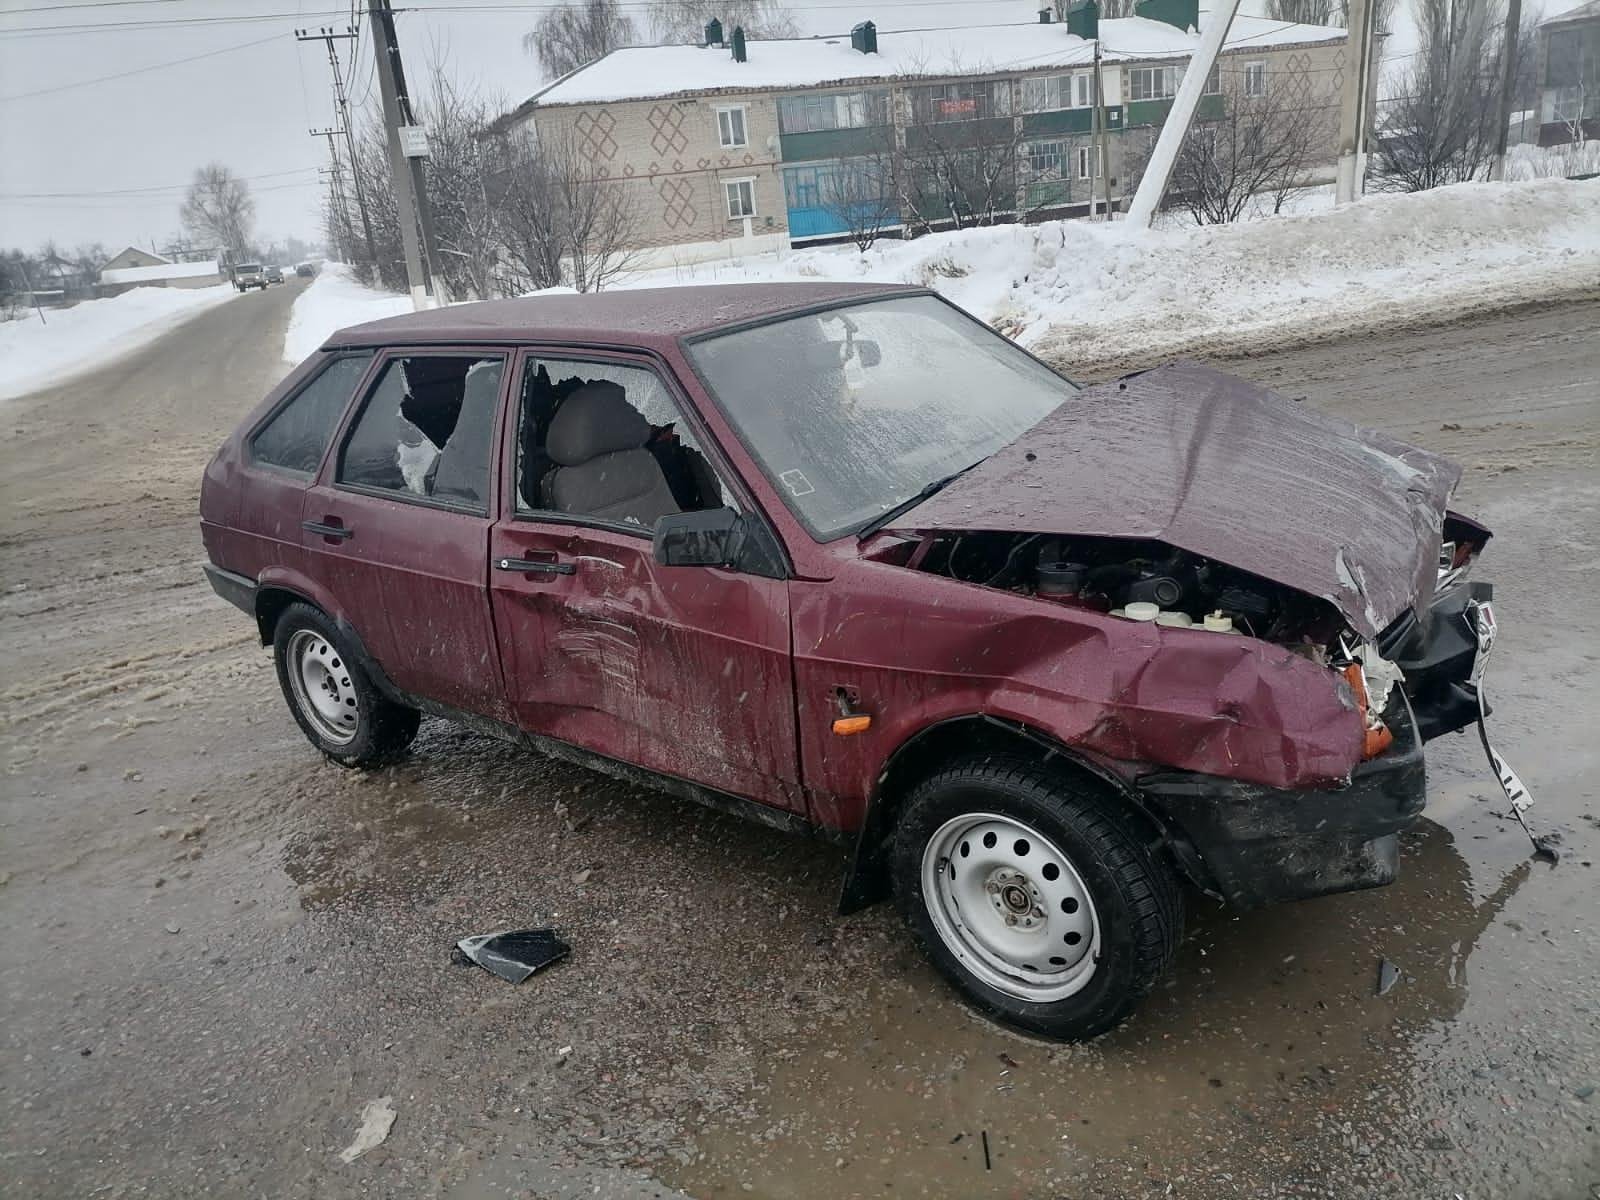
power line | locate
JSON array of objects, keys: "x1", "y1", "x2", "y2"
[
  {"x1": 1, "y1": 167, "x2": 320, "y2": 199},
  {"x1": 0, "y1": 0, "x2": 179, "y2": 13},
  {"x1": 0, "y1": 31, "x2": 281, "y2": 101}
]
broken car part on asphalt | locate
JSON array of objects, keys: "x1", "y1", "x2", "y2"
[
  {"x1": 201, "y1": 285, "x2": 1533, "y2": 1041},
  {"x1": 453, "y1": 929, "x2": 571, "y2": 984}
]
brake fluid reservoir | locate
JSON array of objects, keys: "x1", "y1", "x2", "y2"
[{"x1": 1125, "y1": 602, "x2": 1160, "y2": 622}]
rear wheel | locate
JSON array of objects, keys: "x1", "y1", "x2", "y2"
[
  {"x1": 891, "y1": 756, "x2": 1182, "y2": 1041},
  {"x1": 271, "y1": 603, "x2": 420, "y2": 767}
]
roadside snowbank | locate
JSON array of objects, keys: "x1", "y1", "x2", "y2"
[
  {"x1": 0, "y1": 284, "x2": 236, "y2": 402},
  {"x1": 282, "y1": 263, "x2": 411, "y2": 365},
  {"x1": 628, "y1": 178, "x2": 1599, "y2": 371}
]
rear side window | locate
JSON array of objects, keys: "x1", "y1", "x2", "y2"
[
  {"x1": 250, "y1": 353, "x2": 372, "y2": 474},
  {"x1": 338, "y1": 354, "x2": 504, "y2": 511}
]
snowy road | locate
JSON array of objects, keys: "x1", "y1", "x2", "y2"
[{"x1": 1, "y1": 294, "x2": 1596, "y2": 1199}]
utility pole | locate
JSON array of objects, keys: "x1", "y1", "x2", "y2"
[
  {"x1": 296, "y1": 25, "x2": 378, "y2": 266},
  {"x1": 367, "y1": 0, "x2": 447, "y2": 308},
  {"x1": 1093, "y1": 40, "x2": 1111, "y2": 219},
  {"x1": 313, "y1": 129, "x2": 352, "y2": 260},
  {"x1": 1335, "y1": 0, "x2": 1377, "y2": 203},
  {"x1": 1126, "y1": 0, "x2": 1242, "y2": 228},
  {"x1": 1489, "y1": 0, "x2": 1524, "y2": 181}
]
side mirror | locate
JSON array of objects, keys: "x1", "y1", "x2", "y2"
[
  {"x1": 854, "y1": 338, "x2": 882, "y2": 367},
  {"x1": 654, "y1": 507, "x2": 742, "y2": 568}
]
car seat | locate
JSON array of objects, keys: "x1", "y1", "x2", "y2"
[{"x1": 541, "y1": 381, "x2": 682, "y2": 529}]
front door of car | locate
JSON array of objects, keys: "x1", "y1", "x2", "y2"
[
  {"x1": 305, "y1": 348, "x2": 513, "y2": 724},
  {"x1": 487, "y1": 351, "x2": 802, "y2": 813}
]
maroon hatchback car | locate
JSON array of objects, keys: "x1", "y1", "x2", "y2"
[{"x1": 201, "y1": 284, "x2": 1518, "y2": 1039}]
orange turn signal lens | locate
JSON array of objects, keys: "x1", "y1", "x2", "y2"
[{"x1": 831, "y1": 714, "x2": 872, "y2": 736}]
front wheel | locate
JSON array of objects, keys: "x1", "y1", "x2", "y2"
[
  {"x1": 272, "y1": 603, "x2": 420, "y2": 768},
  {"x1": 891, "y1": 756, "x2": 1182, "y2": 1041}
]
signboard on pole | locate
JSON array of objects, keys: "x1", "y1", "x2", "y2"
[{"x1": 399, "y1": 124, "x2": 431, "y2": 158}]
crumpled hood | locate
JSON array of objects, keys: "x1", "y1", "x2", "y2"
[{"x1": 898, "y1": 362, "x2": 1460, "y2": 639}]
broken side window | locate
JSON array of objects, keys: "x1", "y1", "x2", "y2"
[{"x1": 337, "y1": 354, "x2": 504, "y2": 510}]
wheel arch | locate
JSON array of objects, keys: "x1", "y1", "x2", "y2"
[
  {"x1": 838, "y1": 713, "x2": 1216, "y2": 914},
  {"x1": 252, "y1": 581, "x2": 405, "y2": 707}
]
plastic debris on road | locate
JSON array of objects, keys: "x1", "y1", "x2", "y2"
[
  {"x1": 338, "y1": 1096, "x2": 396, "y2": 1164},
  {"x1": 453, "y1": 928, "x2": 571, "y2": 984}
]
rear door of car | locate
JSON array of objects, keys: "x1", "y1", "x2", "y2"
[
  {"x1": 304, "y1": 345, "x2": 514, "y2": 723},
  {"x1": 487, "y1": 347, "x2": 803, "y2": 812}
]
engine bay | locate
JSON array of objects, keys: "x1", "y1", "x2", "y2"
[{"x1": 896, "y1": 532, "x2": 1349, "y2": 649}]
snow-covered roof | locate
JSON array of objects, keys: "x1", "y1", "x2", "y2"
[
  {"x1": 100, "y1": 260, "x2": 222, "y2": 285},
  {"x1": 1539, "y1": 0, "x2": 1600, "y2": 26},
  {"x1": 522, "y1": 16, "x2": 1346, "y2": 109}
]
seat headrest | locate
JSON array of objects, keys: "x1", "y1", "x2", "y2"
[{"x1": 546, "y1": 381, "x2": 650, "y2": 467}]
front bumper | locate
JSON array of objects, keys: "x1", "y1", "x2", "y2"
[{"x1": 1136, "y1": 693, "x2": 1427, "y2": 909}]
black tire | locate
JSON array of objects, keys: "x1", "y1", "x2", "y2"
[
  {"x1": 271, "y1": 602, "x2": 420, "y2": 768},
  {"x1": 891, "y1": 755, "x2": 1182, "y2": 1041}
]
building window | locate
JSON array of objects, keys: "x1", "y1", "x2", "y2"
[
  {"x1": 1204, "y1": 62, "x2": 1221, "y2": 95},
  {"x1": 716, "y1": 105, "x2": 748, "y2": 148},
  {"x1": 912, "y1": 79, "x2": 1012, "y2": 123},
  {"x1": 725, "y1": 177, "x2": 756, "y2": 219},
  {"x1": 776, "y1": 90, "x2": 889, "y2": 133},
  {"x1": 1075, "y1": 146, "x2": 1094, "y2": 180},
  {"x1": 1025, "y1": 138, "x2": 1066, "y2": 176},
  {"x1": 1129, "y1": 65, "x2": 1178, "y2": 102},
  {"x1": 1243, "y1": 61, "x2": 1266, "y2": 98},
  {"x1": 1021, "y1": 72, "x2": 1094, "y2": 113}
]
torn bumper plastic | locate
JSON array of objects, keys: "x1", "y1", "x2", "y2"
[
  {"x1": 1388, "y1": 580, "x2": 1494, "y2": 742},
  {"x1": 1136, "y1": 693, "x2": 1426, "y2": 909}
]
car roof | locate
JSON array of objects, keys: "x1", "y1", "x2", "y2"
[{"x1": 324, "y1": 282, "x2": 926, "y2": 352}]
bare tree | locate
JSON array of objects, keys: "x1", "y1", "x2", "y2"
[
  {"x1": 1371, "y1": 0, "x2": 1506, "y2": 191},
  {"x1": 1053, "y1": 0, "x2": 1136, "y2": 19},
  {"x1": 1124, "y1": 70, "x2": 1331, "y2": 223},
  {"x1": 647, "y1": 0, "x2": 797, "y2": 42},
  {"x1": 523, "y1": 0, "x2": 636, "y2": 80},
  {"x1": 180, "y1": 164, "x2": 255, "y2": 257},
  {"x1": 816, "y1": 151, "x2": 899, "y2": 250}
]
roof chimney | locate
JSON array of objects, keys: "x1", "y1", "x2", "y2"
[
  {"x1": 730, "y1": 24, "x2": 747, "y2": 61},
  {"x1": 850, "y1": 20, "x2": 878, "y2": 53},
  {"x1": 1066, "y1": 0, "x2": 1098, "y2": 39},
  {"x1": 704, "y1": 16, "x2": 723, "y2": 46}
]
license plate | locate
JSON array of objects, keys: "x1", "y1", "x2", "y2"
[
  {"x1": 1476, "y1": 684, "x2": 1532, "y2": 812},
  {"x1": 1467, "y1": 600, "x2": 1531, "y2": 813}
]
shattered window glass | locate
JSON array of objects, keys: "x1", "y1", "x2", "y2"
[
  {"x1": 249, "y1": 352, "x2": 372, "y2": 475},
  {"x1": 689, "y1": 295, "x2": 1074, "y2": 541},
  {"x1": 337, "y1": 354, "x2": 504, "y2": 510}
]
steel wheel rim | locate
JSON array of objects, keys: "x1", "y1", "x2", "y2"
[
  {"x1": 921, "y1": 811, "x2": 1102, "y2": 1003},
  {"x1": 286, "y1": 630, "x2": 359, "y2": 746}
]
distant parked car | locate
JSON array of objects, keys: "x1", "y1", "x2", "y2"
[
  {"x1": 295, "y1": 262, "x2": 316, "y2": 278},
  {"x1": 200, "y1": 284, "x2": 1517, "y2": 1041},
  {"x1": 233, "y1": 263, "x2": 267, "y2": 292},
  {"x1": 265, "y1": 265, "x2": 284, "y2": 284}
]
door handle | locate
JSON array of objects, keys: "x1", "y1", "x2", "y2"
[
  {"x1": 303, "y1": 519, "x2": 354, "y2": 541},
  {"x1": 496, "y1": 556, "x2": 575, "y2": 576}
]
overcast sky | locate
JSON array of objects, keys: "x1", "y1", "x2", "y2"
[{"x1": 0, "y1": 0, "x2": 1582, "y2": 257}]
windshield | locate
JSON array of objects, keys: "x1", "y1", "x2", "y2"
[
  {"x1": 237, "y1": 264, "x2": 261, "y2": 272},
  {"x1": 688, "y1": 295, "x2": 1075, "y2": 540}
]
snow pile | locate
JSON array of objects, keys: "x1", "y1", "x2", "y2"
[
  {"x1": 282, "y1": 262, "x2": 411, "y2": 365},
  {"x1": 628, "y1": 178, "x2": 1599, "y2": 370},
  {"x1": 0, "y1": 283, "x2": 236, "y2": 402}
]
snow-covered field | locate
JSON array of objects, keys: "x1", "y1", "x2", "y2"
[
  {"x1": 0, "y1": 284, "x2": 237, "y2": 402},
  {"x1": 284, "y1": 178, "x2": 1599, "y2": 373},
  {"x1": 281, "y1": 263, "x2": 410, "y2": 365}
]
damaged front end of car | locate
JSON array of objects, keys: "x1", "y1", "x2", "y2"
[{"x1": 868, "y1": 362, "x2": 1519, "y2": 908}]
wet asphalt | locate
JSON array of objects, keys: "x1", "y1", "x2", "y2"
[{"x1": 0, "y1": 283, "x2": 1596, "y2": 1199}]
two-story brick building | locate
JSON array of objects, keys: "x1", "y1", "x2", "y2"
[{"x1": 495, "y1": 1, "x2": 1352, "y2": 263}]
